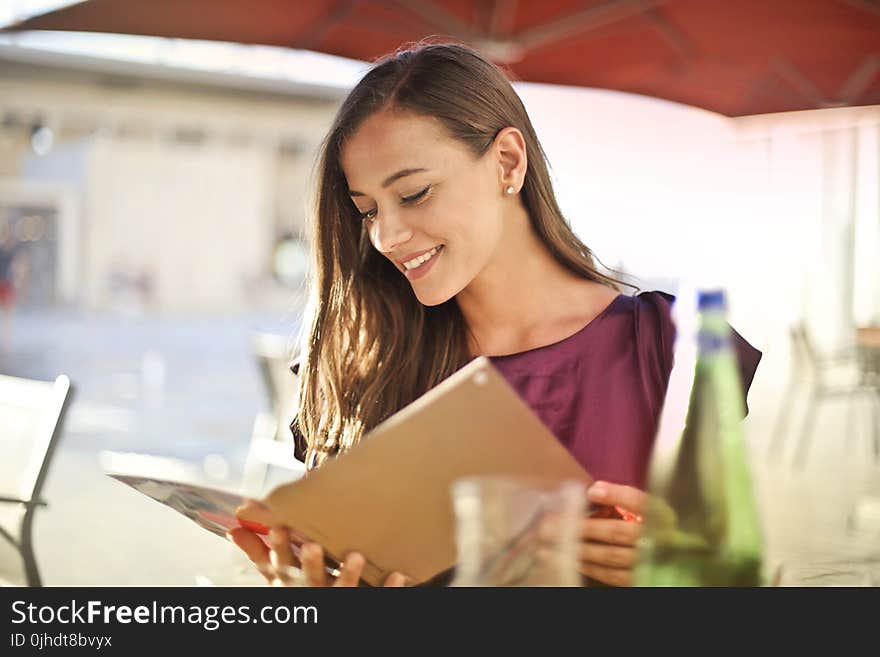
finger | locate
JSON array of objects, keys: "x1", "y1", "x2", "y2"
[
  {"x1": 588, "y1": 481, "x2": 648, "y2": 516},
  {"x1": 580, "y1": 518, "x2": 642, "y2": 547},
  {"x1": 579, "y1": 542, "x2": 637, "y2": 570},
  {"x1": 235, "y1": 498, "x2": 278, "y2": 527},
  {"x1": 580, "y1": 562, "x2": 633, "y2": 587},
  {"x1": 268, "y1": 527, "x2": 296, "y2": 570},
  {"x1": 227, "y1": 527, "x2": 270, "y2": 565},
  {"x1": 384, "y1": 572, "x2": 408, "y2": 587},
  {"x1": 300, "y1": 543, "x2": 329, "y2": 587},
  {"x1": 333, "y1": 552, "x2": 365, "y2": 587},
  {"x1": 227, "y1": 527, "x2": 273, "y2": 585}
]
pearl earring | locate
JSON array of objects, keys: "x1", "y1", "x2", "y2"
[{"x1": 505, "y1": 185, "x2": 515, "y2": 195}]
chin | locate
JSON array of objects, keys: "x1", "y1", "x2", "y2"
[{"x1": 413, "y1": 285, "x2": 455, "y2": 307}]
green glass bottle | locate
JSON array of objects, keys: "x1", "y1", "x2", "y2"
[{"x1": 634, "y1": 289, "x2": 764, "y2": 586}]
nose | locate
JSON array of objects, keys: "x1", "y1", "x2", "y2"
[{"x1": 370, "y1": 207, "x2": 413, "y2": 256}]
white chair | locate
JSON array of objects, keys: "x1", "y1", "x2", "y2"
[
  {"x1": 769, "y1": 325, "x2": 877, "y2": 465},
  {"x1": 0, "y1": 373, "x2": 73, "y2": 586},
  {"x1": 241, "y1": 333, "x2": 304, "y2": 496}
]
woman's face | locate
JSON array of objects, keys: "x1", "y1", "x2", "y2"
[{"x1": 340, "y1": 109, "x2": 507, "y2": 306}]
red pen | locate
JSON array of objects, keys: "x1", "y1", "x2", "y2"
[
  {"x1": 589, "y1": 505, "x2": 643, "y2": 523},
  {"x1": 238, "y1": 518, "x2": 270, "y2": 534}
]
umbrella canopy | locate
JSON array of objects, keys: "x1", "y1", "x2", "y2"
[{"x1": 6, "y1": 0, "x2": 880, "y2": 117}]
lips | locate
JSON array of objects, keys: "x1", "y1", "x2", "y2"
[
  {"x1": 403, "y1": 245, "x2": 444, "y2": 281},
  {"x1": 398, "y1": 244, "x2": 443, "y2": 272},
  {"x1": 397, "y1": 245, "x2": 443, "y2": 269}
]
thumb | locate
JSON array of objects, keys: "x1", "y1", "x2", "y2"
[
  {"x1": 235, "y1": 498, "x2": 278, "y2": 527},
  {"x1": 384, "y1": 572, "x2": 409, "y2": 587},
  {"x1": 588, "y1": 481, "x2": 648, "y2": 515}
]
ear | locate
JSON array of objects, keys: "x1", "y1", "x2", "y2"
[{"x1": 493, "y1": 126, "x2": 527, "y2": 192}]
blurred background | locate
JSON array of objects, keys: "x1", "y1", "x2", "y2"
[{"x1": 0, "y1": 0, "x2": 878, "y2": 585}]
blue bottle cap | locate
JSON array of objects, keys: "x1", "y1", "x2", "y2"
[{"x1": 697, "y1": 289, "x2": 727, "y2": 311}]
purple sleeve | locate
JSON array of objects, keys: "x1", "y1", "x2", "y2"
[
  {"x1": 634, "y1": 291, "x2": 677, "y2": 413},
  {"x1": 730, "y1": 325, "x2": 762, "y2": 416},
  {"x1": 635, "y1": 291, "x2": 762, "y2": 417}
]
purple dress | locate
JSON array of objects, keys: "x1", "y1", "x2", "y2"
[
  {"x1": 488, "y1": 291, "x2": 762, "y2": 489},
  {"x1": 292, "y1": 291, "x2": 762, "y2": 490}
]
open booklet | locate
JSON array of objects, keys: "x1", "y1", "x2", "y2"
[
  {"x1": 107, "y1": 356, "x2": 594, "y2": 586},
  {"x1": 107, "y1": 473, "x2": 255, "y2": 540},
  {"x1": 105, "y1": 470, "x2": 341, "y2": 579}
]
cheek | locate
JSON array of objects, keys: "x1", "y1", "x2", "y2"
[
  {"x1": 438, "y1": 188, "x2": 492, "y2": 238},
  {"x1": 454, "y1": 195, "x2": 503, "y2": 253},
  {"x1": 442, "y1": 205, "x2": 502, "y2": 278}
]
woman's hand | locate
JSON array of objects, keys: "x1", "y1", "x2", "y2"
[
  {"x1": 227, "y1": 526, "x2": 408, "y2": 587},
  {"x1": 577, "y1": 481, "x2": 647, "y2": 587}
]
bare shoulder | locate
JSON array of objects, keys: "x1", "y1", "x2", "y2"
[
  {"x1": 542, "y1": 279, "x2": 619, "y2": 336},
  {"x1": 579, "y1": 280, "x2": 621, "y2": 319}
]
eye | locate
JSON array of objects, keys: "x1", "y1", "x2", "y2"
[
  {"x1": 401, "y1": 185, "x2": 431, "y2": 204},
  {"x1": 355, "y1": 185, "x2": 431, "y2": 224},
  {"x1": 357, "y1": 207, "x2": 377, "y2": 222}
]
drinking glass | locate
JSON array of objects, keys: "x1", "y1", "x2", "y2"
[{"x1": 448, "y1": 476, "x2": 586, "y2": 587}]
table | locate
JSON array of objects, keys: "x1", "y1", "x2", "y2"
[{"x1": 757, "y1": 459, "x2": 880, "y2": 587}]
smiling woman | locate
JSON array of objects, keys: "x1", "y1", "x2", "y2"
[
  {"x1": 298, "y1": 42, "x2": 630, "y2": 471},
  {"x1": 227, "y1": 40, "x2": 762, "y2": 588}
]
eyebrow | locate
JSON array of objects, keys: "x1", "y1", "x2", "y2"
[{"x1": 348, "y1": 168, "x2": 428, "y2": 197}]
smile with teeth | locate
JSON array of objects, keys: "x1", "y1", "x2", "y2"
[{"x1": 403, "y1": 245, "x2": 443, "y2": 270}]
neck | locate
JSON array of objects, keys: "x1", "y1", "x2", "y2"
[{"x1": 455, "y1": 207, "x2": 602, "y2": 356}]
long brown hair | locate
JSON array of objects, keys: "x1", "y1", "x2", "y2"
[{"x1": 296, "y1": 40, "x2": 631, "y2": 470}]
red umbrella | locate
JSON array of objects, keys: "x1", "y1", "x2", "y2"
[{"x1": 5, "y1": 0, "x2": 880, "y2": 116}]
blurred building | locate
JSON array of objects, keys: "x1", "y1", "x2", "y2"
[
  {"x1": 0, "y1": 42, "x2": 345, "y2": 313},
  {"x1": 1, "y1": 35, "x2": 876, "y2": 355}
]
